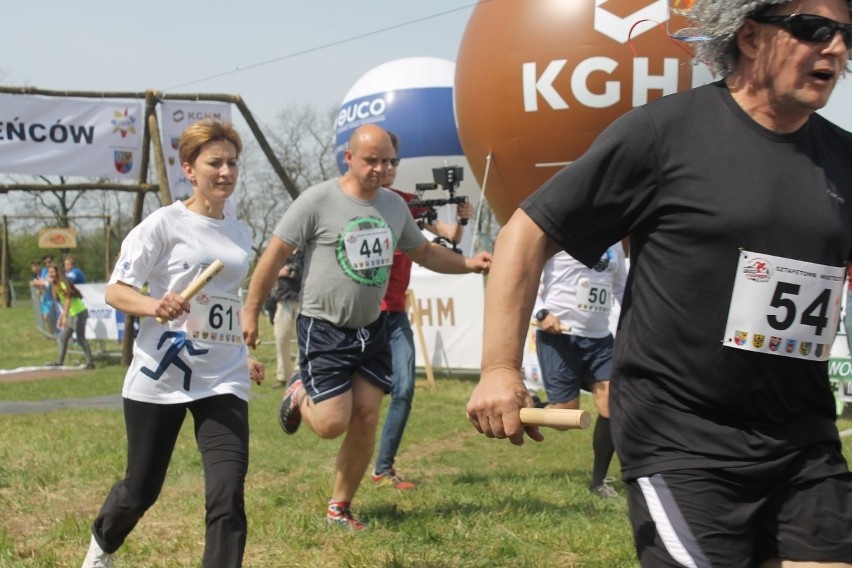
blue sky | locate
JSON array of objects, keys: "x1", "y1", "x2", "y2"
[
  {"x1": 3, "y1": 1, "x2": 475, "y2": 124},
  {"x1": 3, "y1": 0, "x2": 850, "y2": 128}
]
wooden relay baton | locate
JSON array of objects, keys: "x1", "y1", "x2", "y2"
[
  {"x1": 155, "y1": 259, "x2": 225, "y2": 324},
  {"x1": 531, "y1": 319, "x2": 572, "y2": 334},
  {"x1": 519, "y1": 408, "x2": 591, "y2": 429}
]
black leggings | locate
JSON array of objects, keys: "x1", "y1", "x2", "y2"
[
  {"x1": 56, "y1": 309, "x2": 94, "y2": 366},
  {"x1": 91, "y1": 395, "x2": 249, "y2": 567}
]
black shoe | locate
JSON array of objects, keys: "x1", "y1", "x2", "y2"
[
  {"x1": 45, "y1": 361, "x2": 61, "y2": 367},
  {"x1": 85, "y1": 363, "x2": 96, "y2": 370},
  {"x1": 278, "y1": 372, "x2": 303, "y2": 434}
]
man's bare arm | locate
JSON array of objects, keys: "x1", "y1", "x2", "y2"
[
  {"x1": 242, "y1": 236, "x2": 296, "y2": 347},
  {"x1": 466, "y1": 209, "x2": 561, "y2": 445}
]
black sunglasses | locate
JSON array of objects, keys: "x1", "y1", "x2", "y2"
[{"x1": 749, "y1": 13, "x2": 851, "y2": 47}]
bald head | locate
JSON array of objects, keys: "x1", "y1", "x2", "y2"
[
  {"x1": 342, "y1": 124, "x2": 395, "y2": 195},
  {"x1": 348, "y1": 124, "x2": 392, "y2": 154}
]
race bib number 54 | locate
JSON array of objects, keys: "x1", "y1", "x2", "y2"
[{"x1": 722, "y1": 251, "x2": 845, "y2": 361}]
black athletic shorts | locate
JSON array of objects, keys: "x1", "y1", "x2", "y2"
[
  {"x1": 296, "y1": 314, "x2": 392, "y2": 403},
  {"x1": 535, "y1": 331, "x2": 613, "y2": 403},
  {"x1": 626, "y1": 442, "x2": 852, "y2": 567}
]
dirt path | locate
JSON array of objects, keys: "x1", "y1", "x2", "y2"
[
  {"x1": 0, "y1": 365, "x2": 85, "y2": 383},
  {"x1": 0, "y1": 365, "x2": 122, "y2": 415},
  {"x1": 0, "y1": 395, "x2": 122, "y2": 415}
]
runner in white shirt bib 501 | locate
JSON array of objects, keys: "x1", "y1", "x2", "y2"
[{"x1": 532, "y1": 246, "x2": 627, "y2": 498}]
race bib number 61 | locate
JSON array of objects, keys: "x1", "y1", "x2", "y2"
[
  {"x1": 185, "y1": 292, "x2": 244, "y2": 345},
  {"x1": 722, "y1": 251, "x2": 845, "y2": 361}
]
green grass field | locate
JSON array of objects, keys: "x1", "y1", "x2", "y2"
[{"x1": 0, "y1": 303, "x2": 850, "y2": 567}]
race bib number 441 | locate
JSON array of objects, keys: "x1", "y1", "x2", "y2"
[
  {"x1": 343, "y1": 226, "x2": 394, "y2": 270},
  {"x1": 722, "y1": 251, "x2": 845, "y2": 361}
]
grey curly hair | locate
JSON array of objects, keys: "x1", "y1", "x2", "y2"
[{"x1": 688, "y1": 0, "x2": 852, "y2": 76}]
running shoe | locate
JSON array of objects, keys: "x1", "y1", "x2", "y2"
[
  {"x1": 277, "y1": 372, "x2": 303, "y2": 434},
  {"x1": 82, "y1": 534, "x2": 114, "y2": 568},
  {"x1": 371, "y1": 468, "x2": 416, "y2": 490},
  {"x1": 326, "y1": 499, "x2": 367, "y2": 531},
  {"x1": 590, "y1": 477, "x2": 619, "y2": 499}
]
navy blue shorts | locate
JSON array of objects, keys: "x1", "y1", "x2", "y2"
[
  {"x1": 626, "y1": 442, "x2": 852, "y2": 567},
  {"x1": 297, "y1": 314, "x2": 392, "y2": 403},
  {"x1": 535, "y1": 331, "x2": 613, "y2": 403}
]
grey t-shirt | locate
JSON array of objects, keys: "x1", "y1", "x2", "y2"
[{"x1": 274, "y1": 178, "x2": 426, "y2": 328}]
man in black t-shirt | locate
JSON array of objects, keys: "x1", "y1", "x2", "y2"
[{"x1": 466, "y1": 0, "x2": 852, "y2": 566}]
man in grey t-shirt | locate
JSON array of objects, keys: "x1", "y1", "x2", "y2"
[{"x1": 243, "y1": 124, "x2": 491, "y2": 530}]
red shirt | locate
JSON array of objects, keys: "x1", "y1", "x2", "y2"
[{"x1": 381, "y1": 189, "x2": 426, "y2": 312}]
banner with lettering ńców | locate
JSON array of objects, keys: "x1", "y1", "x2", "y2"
[{"x1": 0, "y1": 94, "x2": 143, "y2": 180}]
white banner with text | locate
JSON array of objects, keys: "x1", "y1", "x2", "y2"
[
  {"x1": 0, "y1": 94, "x2": 143, "y2": 179},
  {"x1": 409, "y1": 266, "x2": 484, "y2": 371},
  {"x1": 78, "y1": 283, "x2": 125, "y2": 342},
  {"x1": 159, "y1": 100, "x2": 232, "y2": 202}
]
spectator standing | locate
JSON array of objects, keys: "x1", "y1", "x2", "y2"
[
  {"x1": 30, "y1": 259, "x2": 42, "y2": 280},
  {"x1": 266, "y1": 249, "x2": 304, "y2": 388},
  {"x1": 64, "y1": 254, "x2": 86, "y2": 284},
  {"x1": 45, "y1": 263, "x2": 95, "y2": 369},
  {"x1": 32, "y1": 253, "x2": 58, "y2": 335},
  {"x1": 372, "y1": 131, "x2": 473, "y2": 490}
]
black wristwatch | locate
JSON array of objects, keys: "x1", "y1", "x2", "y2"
[{"x1": 535, "y1": 309, "x2": 549, "y2": 322}]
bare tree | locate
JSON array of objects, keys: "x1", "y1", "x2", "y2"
[
  {"x1": 265, "y1": 104, "x2": 339, "y2": 189},
  {"x1": 234, "y1": 154, "x2": 290, "y2": 260},
  {"x1": 235, "y1": 104, "x2": 338, "y2": 261},
  {"x1": 29, "y1": 176, "x2": 90, "y2": 227}
]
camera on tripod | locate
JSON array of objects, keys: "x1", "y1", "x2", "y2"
[{"x1": 408, "y1": 165, "x2": 469, "y2": 227}]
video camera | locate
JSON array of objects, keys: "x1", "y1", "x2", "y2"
[{"x1": 408, "y1": 165, "x2": 469, "y2": 228}]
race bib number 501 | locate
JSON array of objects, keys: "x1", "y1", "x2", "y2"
[{"x1": 722, "y1": 251, "x2": 845, "y2": 361}]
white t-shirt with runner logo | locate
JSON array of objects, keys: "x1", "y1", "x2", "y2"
[{"x1": 109, "y1": 201, "x2": 252, "y2": 404}]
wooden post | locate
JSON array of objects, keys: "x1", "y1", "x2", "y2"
[
  {"x1": 232, "y1": 95, "x2": 301, "y2": 200},
  {"x1": 146, "y1": 93, "x2": 171, "y2": 206},
  {"x1": 407, "y1": 289, "x2": 436, "y2": 391},
  {"x1": 1, "y1": 216, "x2": 8, "y2": 308},
  {"x1": 104, "y1": 215, "x2": 112, "y2": 282}
]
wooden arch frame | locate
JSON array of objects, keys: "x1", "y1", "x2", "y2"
[{"x1": 0, "y1": 86, "x2": 301, "y2": 362}]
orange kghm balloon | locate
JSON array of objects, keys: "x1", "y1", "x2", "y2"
[
  {"x1": 671, "y1": 0, "x2": 697, "y2": 11},
  {"x1": 455, "y1": 0, "x2": 703, "y2": 224}
]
